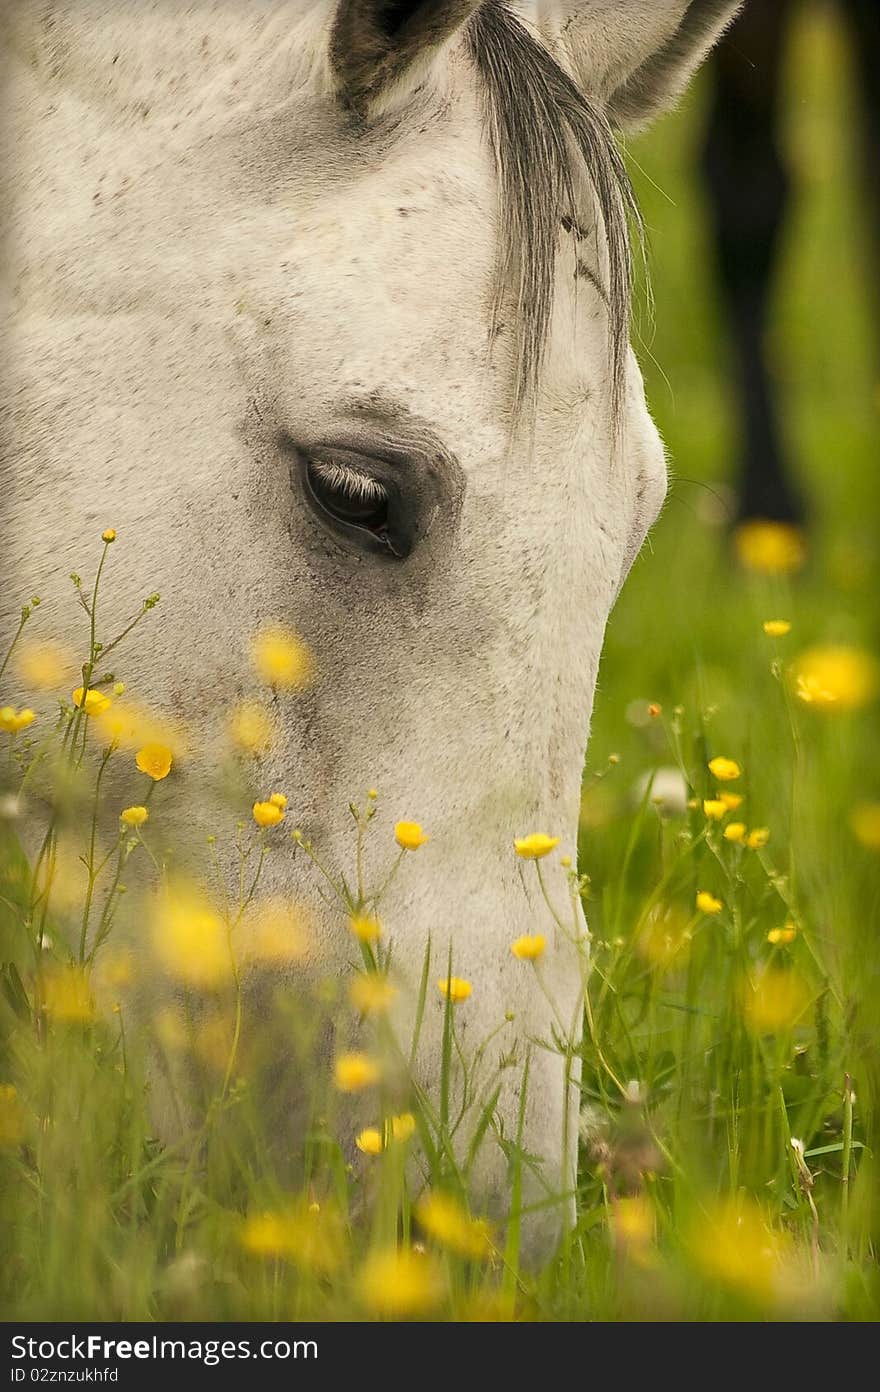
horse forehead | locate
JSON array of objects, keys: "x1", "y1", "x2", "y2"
[{"x1": 8, "y1": 1, "x2": 333, "y2": 120}]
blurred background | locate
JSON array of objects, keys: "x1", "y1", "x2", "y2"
[
  {"x1": 586, "y1": 0, "x2": 879, "y2": 1051},
  {"x1": 593, "y1": 0, "x2": 878, "y2": 788}
]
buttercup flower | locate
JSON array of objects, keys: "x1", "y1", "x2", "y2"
[
  {"x1": 850, "y1": 802, "x2": 880, "y2": 850},
  {"x1": 42, "y1": 965, "x2": 95, "y2": 1023},
  {"x1": 240, "y1": 1202, "x2": 345, "y2": 1274},
  {"x1": 356, "y1": 1248, "x2": 444, "y2": 1317},
  {"x1": 120, "y1": 805, "x2": 149, "y2": 828},
  {"x1": 742, "y1": 968, "x2": 810, "y2": 1035},
  {"x1": 746, "y1": 827, "x2": 770, "y2": 850},
  {"x1": 0, "y1": 1084, "x2": 25, "y2": 1149},
  {"x1": 251, "y1": 624, "x2": 315, "y2": 689},
  {"x1": 349, "y1": 974, "x2": 397, "y2": 1015},
  {"x1": 703, "y1": 799, "x2": 726, "y2": 821},
  {"x1": 708, "y1": 757, "x2": 741, "y2": 782},
  {"x1": 395, "y1": 820, "x2": 429, "y2": 851},
  {"x1": 689, "y1": 1198, "x2": 785, "y2": 1302},
  {"x1": 437, "y1": 976, "x2": 472, "y2": 1003},
  {"x1": 719, "y1": 792, "x2": 744, "y2": 811},
  {"x1": 239, "y1": 898, "x2": 309, "y2": 964},
  {"x1": 356, "y1": 1128, "x2": 385, "y2": 1156},
  {"x1": 135, "y1": 742, "x2": 173, "y2": 781},
  {"x1": 151, "y1": 882, "x2": 230, "y2": 989},
  {"x1": 72, "y1": 686, "x2": 112, "y2": 717},
  {"x1": 350, "y1": 913, "x2": 382, "y2": 944},
  {"x1": 510, "y1": 934, "x2": 546, "y2": 962},
  {"x1": 15, "y1": 640, "x2": 73, "y2": 690},
  {"x1": 767, "y1": 925, "x2": 797, "y2": 945},
  {"x1": 253, "y1": 799, "x2": 285, "y2": 828},
  {"x1": 229, "y1": 701, "x2": 273, "y2": 755},
  {"x1": 763, "y1": 620, "x2": 792, "y2": 637},
  {"x1": 101, "y1": 528, "x2": 117, "y2": 543},
  {"x1": 513, "y1": 833, "x2": 560, "y2": 859},
  {"x1": 733, "y1": 520, "x2": 806, "y2": 575},
  {"x1": 389, "y1": 1113, "x2": 416, "y2": 1143},
  {"x1": 791, "y1": 645, "x2": 879, "y2": 711},
  {"x1": 415, "y1": 1191, "x2": 493, "y2": 1261},
  {"x1": 723, "y1": 822, "x2": 747, "y2": 844},
  {"x1": 696, "y1": 891, "x2": 723, "y2": 915},
  {"x1": 0, "y1": 707, "x2": 35, "y2": 733},
  {"x1": 333, "y1": 1052, "x2": 380, "y2": 1092}
]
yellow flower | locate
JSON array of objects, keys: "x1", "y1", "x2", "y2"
[
  {"x1": 742, "y1": 968, "x2": 810, "y2": 1035},
  {"x1": 767, "y1": 924, "x2": 798, "y2": 946},
  {"x1": 719, "y1": 792, "x2": 744, "y2": 812},
  {"x1": 151, "y1": 882, "x2": 230, "y2": 989},
  {"x1": 14, "y1": 640, "x2": 74, "y2": 690},
  {"x1": 723, "y1": 822, "x2": 747, "y2": 844},
  {"x1": 367, "y1": 788, "x2": 378, "y2": 800},
  {"x1": 356, "y1": 1248, "x2": 444, "y2": 1318},
  {"x1": 269, "y1": 792, "x2": 288, "y2": 809},
  {"x1": 733, "y1": 520, "x2": 806, "y2": 575},
  {"x1": 708, "y1": 757, "x2": 741, "y2": 782},
  {"x1": 415, "y1": 1191, "x2": 493, "y2": 1261},
  {"x1": 703, "y1": 799, "x2": 726, "y2": 821},
  {"x1": 135, "y1": 742, "x2": 173, "y2": 781},
  {"x1": 763, "y1": 620, "x2": 792, "y2": 637},
  {"x1": 395, "y1": 820, "x2": 429, "y2": 851},
  {"x1": 637, "y1": 902, "x2": 691, "y2": 971},
  {"x1": 560, "y1": 854, "x2": 572, "y2": 868},
  {"x1": 389, "y1": 1112, "x2": 416, "y2": 1143},
  {"x1": 613, "y1": 1195, "x2": 655, "y2": 1249},
  {"x1": 253, "y1": 799, "x2": 285, "y2": 828},
  {"x1": 120, "y1": 805, "x2": 149, "y2": 828},
  {"x1": 791, "y1": 645, "x2": 879, "y2": 711},
  {"x1": 240, "y1": 1201, "x2": 345, "y2": 1274},
  {"x1": 510, "y1": 934, "x2": 546, "y2": 962},
  {"x1": 356, "y1": 1113, "x2": 415, "y2": 1155},
  {"x1": 229, "y1": 701, "x2": 273, "y2": 755},
  {"x1": 238, "y1": 898, "x2": 309, "y2": 964},
  {"x1": 696, "y1": 891, "x2": 723, "y2": 915},
  {"x1": 0, "y1": 706, "x2": 35, "y2": 733},
  {"x1": 437, "y1": 976, "x2": 472, "y2": 1003},
  {"x1": 850, "y1": 802, "x2": 880, "y2": 850},
  {"x1": 0, "y1": 1085, "x2": 25, "y2": 1149},
  {"x1": 251, "y1": 624, "x2": 315, "y2": 690},
  {"x1": 42, "y1": 965, "x2": 95, "y2": 1023},
  {"x1": 356, "y1": 1127, "x2": 385, "y2": 1156},
  {"x1": 350, "y1": 913, "x2": 382, "y2": 943},
  {"x1": 689, "y1": 1198, "x2": 785, "y2": 1303},
  {"x1": 72, "y1": 686, "x2": 112, "y2": 717},
  {"x1": 349, "y1": 974, "x2": 397, "y2": 1015},
  {"x1": 333, "y1": 1052, "x2": 380, "y2": 1092},
  {"x1": 101, "y1": 528, "x2": 116, "y2": 543},
  {"x1": 97, "y1": 700, "x2": 182, "y2": 755},
  {"x1": 746, "y1": 827, "x2": 770, "y2": 850},
  {"x1": 513, "y1": 832, "x2": 561, "y2": 859}
]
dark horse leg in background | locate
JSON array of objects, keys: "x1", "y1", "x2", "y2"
[
  {"x1": 701, "y1": 0, "x2": 800, "y2": 525},
  {"x1": 843, "y1": 0, "x2": 880, "y2": 334}
]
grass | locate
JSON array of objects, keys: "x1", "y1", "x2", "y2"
[{"x1": 1, "y1": 6, "x2": 878, "y2": 1322}]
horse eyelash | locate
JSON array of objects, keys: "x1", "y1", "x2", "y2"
[{"x1": 308, "y1": 458, "x2": 387, "y2": 502}]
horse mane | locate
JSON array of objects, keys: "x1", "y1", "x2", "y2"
[{"x1": 467, "y1": 1, "x2": 642, "y2": 423}]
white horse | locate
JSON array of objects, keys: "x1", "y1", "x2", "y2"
[{"x1": 1, "y1": 0, "x2": 740, "y2": 1251}]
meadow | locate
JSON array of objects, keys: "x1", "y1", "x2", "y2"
[{"x1": 1, "y1": 5, "x2": 878, "y2": 1322}]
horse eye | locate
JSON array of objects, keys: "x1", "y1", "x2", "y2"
[
  {"x1": 303, "y1": 455, "x2": 410, "y2": 556},
  {"x1": 306, "y1": 458, "x2": 388, "y2": 528}
]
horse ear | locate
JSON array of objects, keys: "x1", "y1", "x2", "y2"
[
  {"x1": 542, "y1": 1, "x2": 743, "y2": 130},
  {"x1": 330, "y1": 0, "x2": 483, "y2": 115}
]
